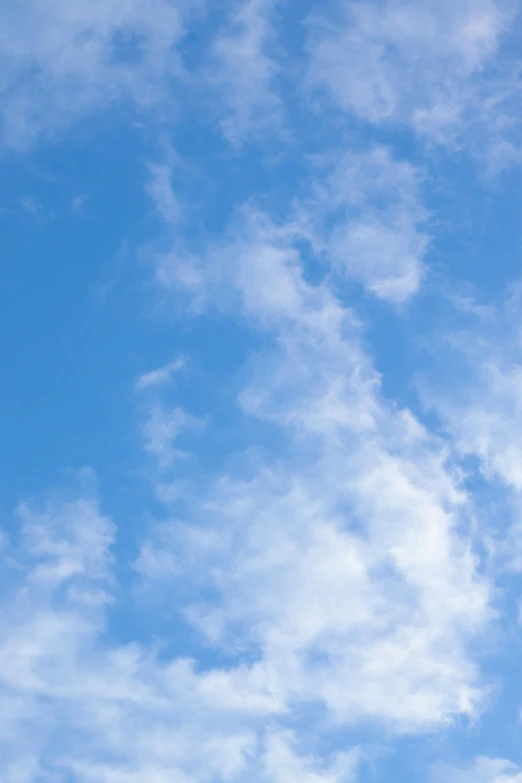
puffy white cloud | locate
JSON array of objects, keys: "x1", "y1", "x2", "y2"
[
  {"x1": 0, "y1": 480, "x2": 362, "y2": 782},
  {"x1": 142, "y1": 206, "x2": 490, "y2": 735},
  {"x1": 0, "y1": 228, "x2": 490, "y2": 777}
]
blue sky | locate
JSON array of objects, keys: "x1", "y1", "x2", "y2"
[{"x1": 3, "y1": 0, "x2": 522, "y2": 781}]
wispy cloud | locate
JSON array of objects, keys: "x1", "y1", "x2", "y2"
[
  {"x1": 0, "y1": 0, "x2": 192, "y2": 147},
  {"x1": 210, "y1": 0, "x2": 284, "y2": 144},
  {"x1": 434, "y1": 757, "x2": 522, "y2": 783},
  {"x1": 142, "y1": 402, "x2": 203, "y2": 468},
  {"x1": 136, "y1": 358, "x2": 186, "y2": 391},
  {"x1": 307, "y1": 0, "x2": 520, "y2": 162}
]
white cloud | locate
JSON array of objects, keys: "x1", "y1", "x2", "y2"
[
  {"x1": 263, "y1": 734, "x2": 359, "y2": 783},
  {"x1": 1, "y1": 0, "x2": 520, "y2": 174},
  {"x1": 136, "y1": 357, "x2": 185, "y2": 391},
  {"x1": 432, "y1": 358, "x2": 522, "y2": 490},
  {"x1": 152, "y1": 147, "x2": 430, "y2": 314},
  {"x1": 418, "y1": 294, "x2": 522, "y2": 571},
  {"x1": 330, "y1": 215, "x2": 427, "y2": 302},
  {"x1": 0, "y1": 481, "x2": 365, "y2": 782},
  {"x1": 434, "y1": 757, "x2": 522, "y2": 783},
  {"x1": 210, "y1": 0, "x2": 283, "y2": 144},
  {"x1": 3, "y1": 2, "x2": 521, "y2": 779},
  {"x1": 146, "y1": 160, "x2": 182, "y2": 226},
  {"x1": 142, "y1": 402, "x2": 203, "y2": 469},
  {"x1": 152, "y1": 248, "x2": 208, "y2": 314},
  {"x1": 20, "y1": 195, "x2": 43, "y2": 218},
  {"x1": 0, "y1": 0, "x2": 285, "y2": 149},
  {"x1": 306, "y1": 0, "x2": 518, "y2": 156},
  {"x1": 0, "y1": 0, "x2": 195, "y2": 147},
  {"x1": 136, "y1": 356, "x2": 202, "y2": 470},
  {"x1": 143, "y1": 207, "x2": 491, "y2": 735},
  {"x1": 0, "y1": 485, "x2": 114, "y2": 780},
  {"x1": 298, "y1": 146, "x2": 430, "y2": 302}
]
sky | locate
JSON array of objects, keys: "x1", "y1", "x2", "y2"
[{"x1": 3, "y1": 0, "x2": 522, "y2": 781}]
